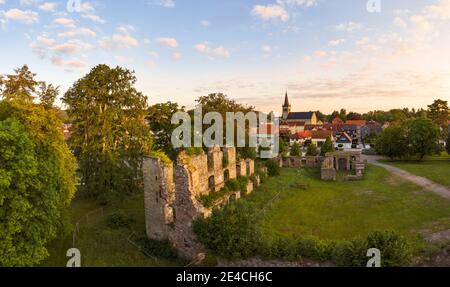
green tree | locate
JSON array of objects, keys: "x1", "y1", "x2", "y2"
[
  {"x1": 427, "y1": 99, "x2": 449, "y2": 140},
  {"x1": 63, "y1": 64, "x2": 152, "y2": 197},
  {"x1": 0, "y1": 100, "x2": 78, "y2": 266},
  {"x1": 291, "y1": 142, "x2": 300, "y2": 156},
  {"x1": 406, "y1": 117, "x2": 440, "y2": 160},
  {"x1": 376, "y1": 125, "x2": 407, "y2": 160},
  {"x1": 194, "y1": 93, "x2": 255, "y2": 159},
  {"x1": 147, "y1": 102, "x2": 184, "y2": 160},
  {"x1": 347, "y1": 112, "x2": 362, "y2": 120},
  {"x1": 0, "y1": 65, "x2": 38, "y2": 103},
  {"x1": 38, "y1": 82, "x2": 59, "y2": 109},
  {"x1": 321, "y1": 136, "x2": 334, "y2": 156},
  {"x1": 306, "y1": 144, "x2": 319, "y2": 156}
]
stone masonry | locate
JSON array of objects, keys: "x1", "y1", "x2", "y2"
[{"x1": 144, "y1": 146, "x2": 256, "y2": 259}]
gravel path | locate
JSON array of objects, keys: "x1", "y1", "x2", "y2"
[{"x1": 363, "y1": 155, "x2": 450, "y2": 200}]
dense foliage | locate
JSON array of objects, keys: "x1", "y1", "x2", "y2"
[
  {"x1": 376, "y1": 117, "x2": 440, "y2": 160},
  {"x1": 63, "y1": 64, "x2": 152, "y2": 197},
  {"x1": 290, "y1": 142, "x2": 300, "y2": 156},
  {"x1": 306, "y1": 144, "x2": 319, "y2": 156},
  {"x1": 0, "y1": 100, "x2": 77, "y2": 266}
]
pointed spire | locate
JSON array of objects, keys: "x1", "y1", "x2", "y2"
[{"x1": 283, "y1": 92, "x2": 290, "y2": 107}]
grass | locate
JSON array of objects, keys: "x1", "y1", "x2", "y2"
[
  {"x1": 382, "y1": 152, "x2": 450, "y2": 188},
  {"x1": 41, "y1": 193, "x2": 184, "y2": 267},
  {"x1": 251, "y1": 166, "x2": 450, "y2": 250}
]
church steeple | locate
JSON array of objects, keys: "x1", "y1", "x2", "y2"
[{"x1": 282, "y1": 91, "x2": 291, "y2": 120}]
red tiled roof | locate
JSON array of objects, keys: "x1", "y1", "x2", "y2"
[
  {"x1": 291, "y1": 131, "x2": 312, "y2": 140},
  {"x1": 311, "y1": 130, "x2": 333, "y2": 140},
  {"x1": 346, "y1": 120, "x2": 367, "y2": 126}
]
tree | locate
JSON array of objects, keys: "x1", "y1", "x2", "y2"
[
  {"x1": 347, "y1": 112, "x2": 362, "y2": 121},
  {"x1": 147, "y1": 102, "x2": 184, "y2": 159},
  {"x1": 306, "y1": 144, "x2": 319, "y2": 156},
  {"x1": 427, "y1": 99, "x2": 449, "y2": 140},
  {"x1": 39, "y1": 82, "x2": 59, "y2": 109},
  {"x1": 0, "y1": 100, "x2": 78, "y2": 266},
  {"x1": 406, "y1": 117, "x2": 440, "y2": 160},
  {"x1": 291, "y1": 142, "x2": 300, "y2": 156},
  {"x1": 63, "y1": 64, "x2": 152, "y2": 197},
  {"x1": 0, "y1": 65, "x2": 38, "y2": 103},
  {"x1": 339, "y1": 109, "x2": 347, "y2": 122},
  {"x1": 321, "y1": 136, "x2": 334, "y2": 156},
  {"x1": 376, "y1": 125, "x2": 408, "y2": 160},
  {"x1": 194, "y1": 93, "x2": 255, "y2": 159}
]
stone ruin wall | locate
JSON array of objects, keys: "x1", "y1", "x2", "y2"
[{"x1": 144, "y1": 146, "x2": 256, "y2": 259}]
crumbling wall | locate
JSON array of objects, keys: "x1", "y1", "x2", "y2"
[
  {"x1": 144, "y1": 146, "x2": 255, "y2": 259},
  {"x1": 143, "y1": 157, "x2": 175, "y2": 241}
]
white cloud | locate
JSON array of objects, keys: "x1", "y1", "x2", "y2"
[
  {"x1": 410, "y1": 15, "x2": 433, "y2": 32},
  {"x1": 252, "y1": 4, "x2": 289, "y2": 22},
  {"x1": 328, "y1": 39, "x2": 345, "y2": 46},
  {"x1": 99, "y1": 34, "x2": 139, "y2": 49},
  {"x1": 2, "y1": 8, "x2": 39, "y2": 24},
  {"x1": 262, "y1": 45, "x2": 272, "y2": 53},
  {"x1": 276, "y1": 0, "x2": 317, "y2": 7},
  {"x1": 0, "y1": 0, "x2": 5, "y2": 5},
  {"x1": 195, "y1": 42, "x2": 230, "y2": 58},
  {"x1": 51, "y1": 39, "x2": 94, "y2": 55},
  {"x1": 82, "y1": 14, "x2": 105, "y2": 24},
  {"x1": 117, "y1": 25, "x2": 135, "y2": 34},
  {"x1": 200, "y1": 20, "x2": 210, "y2": 27},
  {"x1": 335, "y1": 21, "x2": 363, "y2": 32},
  {"x1": 51, "y1": 56, "x2": 86, "y2": 69},
  {"x1": 54, "y1": 17, "x2": 75, "y2": 28},
  {"x1": 425, "y1": 0, "x2": 450, "y2": 20},
  {"x1": 157, "y1": 37, "x2": 178, "y2": 48},
  {"x1": 39, "y1": 2, "x2": 57, "y2": 12},
  {"x1": 153, "y1": 0, "x2": 175, "y2": 8},
  {"x1": 59, "y1": 27, "x2": 96, "y2": 38}
]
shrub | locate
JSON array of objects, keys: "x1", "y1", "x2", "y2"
[
  {"x1": 106, "y1": 212, "x2": 134, "y2": 230},
  {"x1": 306, "y1": 144, "x2": 319, "y2": 156},
  {"x1": 193, "y1": 202, "x2": 261, "y2": 259},
  {"x1": 137, "y1": 237, "x2": 179, "y2": 260},
  {"x1": 332, "y1": 239, "x2": 369, "y2": 267},
  {"x1": 366, "y1": 230, "x2": 411, "y2": 267},
  {"x1": 265, "y1": 159, "x2": 280, "y2": 177},
  {"x1": 291, "y1": 142, "x2": 301, "y2": 156}
]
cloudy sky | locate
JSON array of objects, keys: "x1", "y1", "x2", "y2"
[{"x1": 1, "y1": 0, "x2": 450, "y2": 114}]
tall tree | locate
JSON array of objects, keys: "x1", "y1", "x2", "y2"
[
  {"x1": 0, "y1": 65, "x2": 38, "y2": 103},
  {"x1": 38, "y1": 82, "x2": 59, "y2": 109},
  {"x1": 407, "y1": 117, "x2": 440, "y2": 160},
  {"x1": 147, "y1": 102, "x2": 184, "y2": 159},
  {"x1": 63, "y1": 64, "x2": 152, "y2": 197},
  {"x1": 290, "y1": 142, "x2": 300, "y2": 156},
  {"x1": 194, "y1": 93, "x2": 255, "y2": 159},
  {"x1": 427, "y1": 99, "x2": 449, "y2": 140},
  {"x1": 0, "y1": 100, "x2": 78, "y2": 266},
  {"x1": 376, "y1": 125, "x2": 407, "y2": 160}
]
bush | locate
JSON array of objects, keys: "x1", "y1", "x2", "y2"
[
  {"x1": 265, "y1": 159, "x2": 280, "y2": 177},
  {"x1": 106, "y1": 212, "x2": 135, "y2": 230},
  {"x1": 306, "y1": 144, "x2": 319, "y2": 156},
  {"x1": 137, "y1": 237, "x2": 179, "y2": 260},
  {"x1": 193, "y1": 202, "x2": 261, "y2": 259},
  {"x1": 366, "y1": 230, "x2": 411, "y2": 267},
  {"x1": 333, "y1": 239, "x2": 369, "y2": 267},
  {"x1": 291, "y1": 142, "x2": 300, "y2": 156}
]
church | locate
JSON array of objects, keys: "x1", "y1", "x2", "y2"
[{"x1": 281, "y1": 92, "x2": 319, "y2": 125}]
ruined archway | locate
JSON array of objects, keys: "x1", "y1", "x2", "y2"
[
  {"x1": 224, "y1": 169, "x2": 230, "y2": 182},
  {"x1": 338, "y1": 158, "x2": 348, "y2": 171}
]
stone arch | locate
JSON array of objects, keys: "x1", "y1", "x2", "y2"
[{"x1": 338, "y1": 158, "x2": 348, "y2": 171}]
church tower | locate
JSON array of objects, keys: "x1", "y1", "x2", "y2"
[{"x1": 282, "y1": 92, "x2": 291, "y2": 120}]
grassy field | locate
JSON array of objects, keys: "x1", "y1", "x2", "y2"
[
  {"x1": 383, "y1": 153, "x2": 450, "y2": 188},
  {"x1": 254, "y1": 165, "x2": 450, "y2": 247},
  {"x1": 42, "y1": 193, "x2": 184, "y2": 267}
]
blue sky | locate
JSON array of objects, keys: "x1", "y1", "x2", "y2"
[{"x1": 1, "y1": 0, "x2": 450, "y2": 113}]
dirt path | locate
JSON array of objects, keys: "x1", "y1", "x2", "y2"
[{"x1": 363, "y1": 155, "x2": 450, "y2": 200}]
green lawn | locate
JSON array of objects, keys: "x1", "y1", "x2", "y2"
[
  {"x1": 384, "y1": 156, "x2": 450, "y2": 188},
  {"x1": 254, "y1": 166, "x2": 450, "y2": 245},
  {"x1": 42, "y1": 193, "x2": 183, "y2": 267}
]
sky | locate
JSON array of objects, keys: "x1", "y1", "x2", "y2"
[{"x1": 1, "y1": 0, "x2": 450, "y2": 114}]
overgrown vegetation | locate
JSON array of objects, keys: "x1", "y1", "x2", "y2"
[{"x1": 198, "y1": 177, "x2": 249, "y2": 208}]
